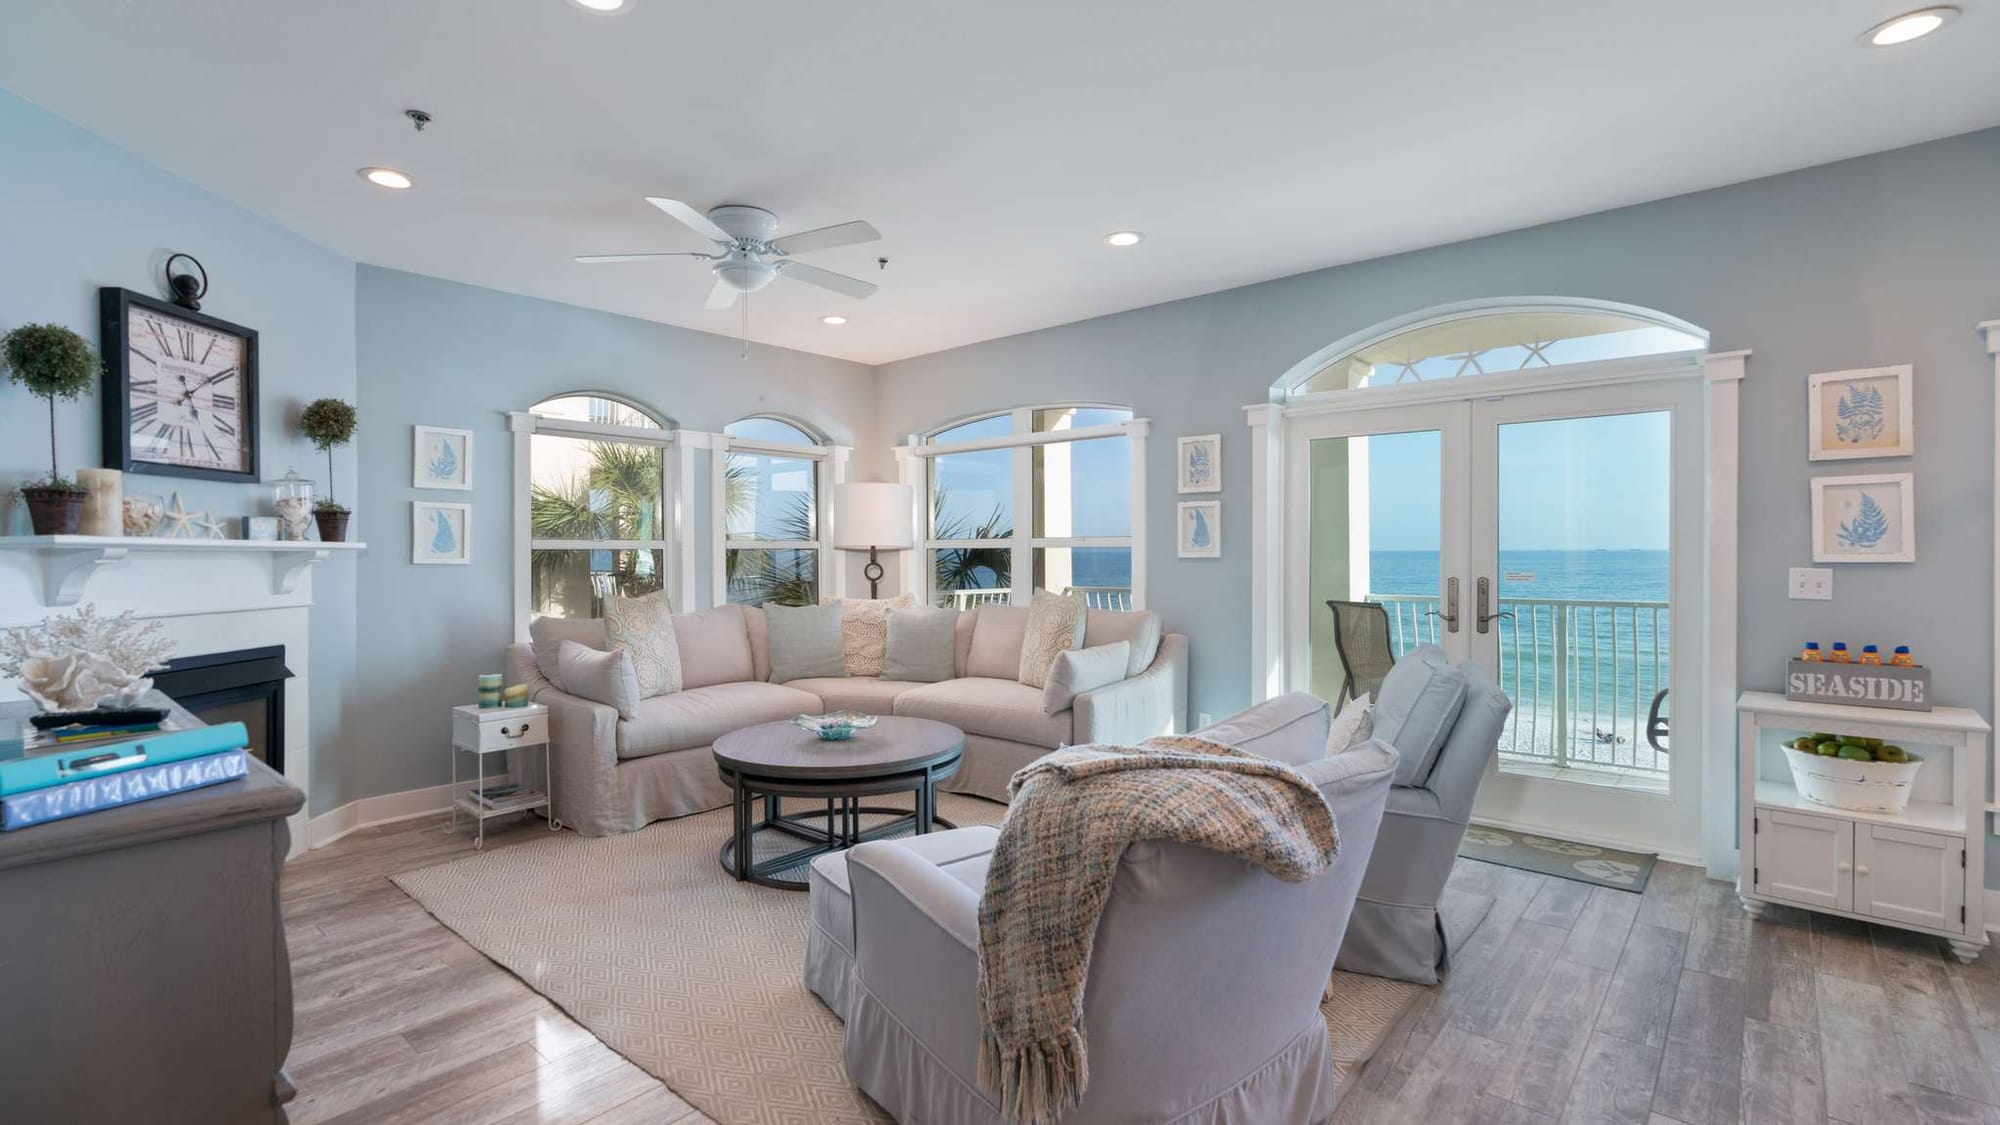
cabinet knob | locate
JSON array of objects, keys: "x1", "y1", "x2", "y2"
[
  {"x1": 1837, "y1": 861, "x2": 1852, "y2": 872},
  {"x1": 1855, "y1": 864, "x2": 1870, "y2": 876}
]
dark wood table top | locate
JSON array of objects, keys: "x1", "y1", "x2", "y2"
[{"x1": 713, "y1": 717, "x2": 964, "y2": 780}]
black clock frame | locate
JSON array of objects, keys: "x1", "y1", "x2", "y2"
[{"x1": 99, "y1": 287, "x2": 261, "y2": 483}]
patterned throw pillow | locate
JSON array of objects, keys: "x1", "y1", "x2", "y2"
[
  {"x1": 1327, "y1": 693, "x2": 1374, "y2": 755},
  {"x1": 1017, "y1": 589, "x2": 1087, "y2": 689},
  {"x1": 824, "y1": 594, "x2": 914, "y2": 677},
  {"x1": 604, "y1": 592, "x2": 682, "y2": 698}
]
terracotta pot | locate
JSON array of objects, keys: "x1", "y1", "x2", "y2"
[
  {"x1": 314, "y1": 509, "x2": 351, "y2": 543},
  {"x1": 21, "y1": 486, "x2": 87, "y2": 535}
]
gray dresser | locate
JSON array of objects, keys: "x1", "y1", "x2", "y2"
[{"x1": 0, "y1": 737, "x2": 304, "y2": 1124}]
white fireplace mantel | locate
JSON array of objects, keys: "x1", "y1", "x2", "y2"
[{"x1": 0, "y1": 536, "x2": 366, "y2": 609}]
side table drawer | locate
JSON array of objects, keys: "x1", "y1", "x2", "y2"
[{"x1": 453, "y1": 709, "x2": 546, "y2": 753}]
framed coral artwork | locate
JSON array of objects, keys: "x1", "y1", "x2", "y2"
[
  {"x1": 1808, "y1": 365, "x2": 1912, "y2": 460},
  {"x1": 1811, "y1": 473, "x2": 1914, "y2": 564},
  {"x1": 414, "y1": 425, "x2": 474, "y2": 489},
  {"x1": 1178, "y1": 434, "x2": 1220, "y2": 493}
]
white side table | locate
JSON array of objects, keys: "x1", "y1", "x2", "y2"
[{"x1": 450, "y1": 703, "x2": 557, "y2": 849}]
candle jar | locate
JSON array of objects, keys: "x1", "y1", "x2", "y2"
[
  {"x1": 274, "y1": 469, "x2": 315, "y2": 542},
  {"x1": 122, "y1": 493, "x2": 166, "y2": 537},
  {"x1": 76, "y1": 468, "x2": 124, "y2": 537}
]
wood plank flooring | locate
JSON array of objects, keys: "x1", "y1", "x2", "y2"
[{"x1": 284, "y1": 816, "x2": 1999, "y2": 1125}]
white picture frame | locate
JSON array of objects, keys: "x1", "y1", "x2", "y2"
[
  {"x1": 1178, "y1": 434, "x2": 1221, "y2": 493},
  {"x1": 1811, "y1": 473, "x2": 1914, "y2": 564},
  {"x1": 412, "y1": 501, "x2": 472, "y2": 565},
  {"x1": 1177, "y1": 500, "x2": 1220, "y2": 558},
  {"x1": 1808, "y1": 365, "x2": 1913, "y2": 461},
  {"x1": 413, "y1": 425, "x2": 474, "y2": 490}
]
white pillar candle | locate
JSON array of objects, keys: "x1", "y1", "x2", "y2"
[{"x1": 76, "y1": 468, "x2": 123, "y2": 537}]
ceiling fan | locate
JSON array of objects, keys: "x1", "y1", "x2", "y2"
[{"x1": 577, "y1": 197, "x2": 881, "y2": 310}]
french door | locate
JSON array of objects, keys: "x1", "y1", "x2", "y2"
[{"x1": 1284, "y1": 369, "x2": 1704, "y2": 860}]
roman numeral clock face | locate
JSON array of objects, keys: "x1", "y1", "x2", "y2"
[{"x1": 125, "y1": 309, "x2": 252, "y2": 474}]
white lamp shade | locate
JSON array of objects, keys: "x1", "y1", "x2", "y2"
[{"x1": 833, "y1": 482, "x2": 915, "y2": 550}]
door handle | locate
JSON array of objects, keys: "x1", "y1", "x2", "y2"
[
  {"x1": 1425, "y1": 577, "x2": 1460, "y2": 634},
  {"x1": 1476, "y1": 577, "x2": 1514, "y2": 634}
]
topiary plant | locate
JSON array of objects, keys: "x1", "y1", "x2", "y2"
[
  {"x1": 2, "y1": 323, "x2": 99, "y2": 492},
  {"x1": 298, "y1": 397, "x2": 357, "y2": 512}
]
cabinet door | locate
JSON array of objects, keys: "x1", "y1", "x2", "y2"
[
  {"x1": 1754, "y1": 807, "x2": 1851, "y2": 912},
  {"x1": 1855, "y1": 823, "x2": 1965, "y2": 933}
]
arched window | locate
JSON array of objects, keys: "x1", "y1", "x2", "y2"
[
  {"x1": 722, "y1": 416, "x2": 825, "y2": 607},
  {"x1": 913, "y1": 405, "x2": 1142, "y2": 611},
  {"x1": 1284, "y1": 299, "x2": 1706, "y2": 397},
  {"x1": 520, "y1": 393, "x2": 672, "y2": 623}
]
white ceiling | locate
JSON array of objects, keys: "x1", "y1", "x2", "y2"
[{"x1": 3, "y1": 1, "x2": 1997, "y2": 365}]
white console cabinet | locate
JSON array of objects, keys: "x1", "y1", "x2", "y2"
[{"x1": 1737, "y1": 691, "x2": 1988, "y2": 963}]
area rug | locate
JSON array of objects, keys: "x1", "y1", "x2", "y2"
[
  {"x1": 394, "y1": 793, "x2": 1443, "y2": 1125},
  {"x1": 1458, "y1": 822, "x2": 1657, "y2": 892}
]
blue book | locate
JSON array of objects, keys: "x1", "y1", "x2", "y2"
[
  {"x1": 0, "y1": 722, "x2": 249, "y2": 797},
  {"x1": 1, "y1": 749, "x2": 248, "y2": 831}
]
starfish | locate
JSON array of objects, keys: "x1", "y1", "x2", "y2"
[
  {"x1": 195, "y1": 512, "x2": 229, "y2": 540},
  {"x1": 162, "y1": 492, "x2": 201, "y2": 539}
]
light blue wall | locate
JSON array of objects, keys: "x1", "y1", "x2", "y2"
[
  {"x1": 875, "y1": 128, "x2": 2000, "y2": 887},
  {"x1": 0, "y1": 89, "x2": 361, "y2": 813},
  {"x1": 348, "y1": 266, "x2": 874, "y2": 807}
]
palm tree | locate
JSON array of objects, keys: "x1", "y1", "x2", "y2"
[
  {"x1": 529, "y1": 442, "x2": 664, "y2": 614},
  {"x1": 931, "y1": 493, "x2": 1011, "y2": 604},
  {"x1": 723, "y1": 456, "x2": 818, "y2": 607}
]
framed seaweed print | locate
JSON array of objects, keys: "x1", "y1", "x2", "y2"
[
  {"x1": 1808, "y1": 365, "x2": 1912, "y2": 460},
  {"x1": 1811, "y1": 473, "x2": 1914, "y2": 563},
  {"x1": 1178, "y1": 434, "x2": 1221, "y2": 493},
  {"x1": 412, "y1": 501, "x2": 472, "y2": 565},
  {"x1": 1177, "y1": 500, "x2": 1220, "y2": 558},
  {"x1": 413, "y1": 425, "x2": 473, "y2": 490}
]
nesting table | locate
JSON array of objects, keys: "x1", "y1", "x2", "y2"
[{"x1": 713, "y1": 716, "x2": 963, "y2": 889}]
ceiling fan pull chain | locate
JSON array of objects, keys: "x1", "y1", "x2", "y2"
[{"x1": 741, "y1": 294, "x2": 750, "y2": 360}]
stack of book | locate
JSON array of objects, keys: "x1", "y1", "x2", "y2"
[{"x1": 0, "y1": 720, "x2": 252, "y2": 832}]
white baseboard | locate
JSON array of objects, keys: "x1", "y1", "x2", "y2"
[
  {"x1": 304, "y1": 781, "x2": 460, "y2": 851},
  {"x1": 1467, "y1": 814, "x2": 1704, "y2": 869}
]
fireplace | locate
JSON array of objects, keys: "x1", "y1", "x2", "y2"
[{"x1": 153, "y1": 647, "x2": 294, "y2": 772}]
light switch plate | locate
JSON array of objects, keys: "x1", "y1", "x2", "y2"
[{"x1": 1789, "y1": 567, "x2": 1833, "y2": 600}]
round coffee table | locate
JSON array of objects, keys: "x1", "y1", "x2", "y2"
[{"x1": 713, "y1": 716, "x2": 964, "y2": 890}]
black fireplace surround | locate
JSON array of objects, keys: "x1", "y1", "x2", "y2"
[{"x1": 152, "y1": 646, "x2": 294, "y2": 772}]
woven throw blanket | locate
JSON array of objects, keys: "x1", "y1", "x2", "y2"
[{"x1": 975, "y1": 735, "x2": 1339, "y2": 1124}]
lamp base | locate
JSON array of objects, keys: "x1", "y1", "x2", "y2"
[{"x1": 864, "y1": 547, "x2": 884, "y2": 599}]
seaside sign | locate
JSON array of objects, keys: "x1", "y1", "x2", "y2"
[{"x1": 1785, "y1": 659, "x2": 1932, "y2": 712}]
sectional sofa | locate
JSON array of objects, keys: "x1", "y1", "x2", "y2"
[{"x1": 507, "y1": 603, "x2": 1188, "y2": 836}]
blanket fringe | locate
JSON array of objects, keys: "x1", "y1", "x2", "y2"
[{"x1": 979, "y1": 1027, "x2": 1089, "y2": 1125}]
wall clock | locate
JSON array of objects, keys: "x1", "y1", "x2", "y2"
[{"x1": 99, "y1": 287, "x2": 260, "y2": 482}]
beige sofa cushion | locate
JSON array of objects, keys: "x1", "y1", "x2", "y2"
[
  {"x1": 672, "y1": 605, "x2": 756, "y2": 689},
  {"x1": 893, "y1": 677, "x2": 1072, "y2": 749},
  {"x1": 1083, "y1": 609, "x2": 1163, "y2": 678},
  {"x1": 964, "y1": 606, "x2": 1029, "y2": 680},
  {"x1": 745, "y1": 606, "x2": 771, "y2": 683},
  {"x1": 1041, "y1": 641, "x2": 1130, "y2": 716},
  {"x1": 785, "y1": 676, "x2": 923, "y2": 715},
  {"x1": 529, "y1": 615, "x2": 607, "y2": 690},
  {"x1": 616, "y1": 681, "x2": 823, "y2": 759},
  {"x1": 557, "y1": 640, "x2": 644, "y2": 720},
  {"x1": 953, "y1": 610, "x2": 979, "y2": 678}
]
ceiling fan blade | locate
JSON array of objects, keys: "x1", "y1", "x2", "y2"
[
  {"x1": 573, "y1": 252, "x2": 713, "y2": 264},
  {"x1": 770, "y1": 220, "x2": 881, "y2": 257},
  {"x1": 777, "y1": 260, "x2": 878, "y2": 300},
  {"x1": 645, "y1": 197, "x2": 733, "y2": 244},
  {"x1": 704, "y1": 277, "x2": 740, "y2": 310}
]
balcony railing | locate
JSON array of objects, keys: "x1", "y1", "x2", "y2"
[
  {"x1": 943, "y1": 586, "x2": 1133, "y2": 611},
  {"x1": 1374, "y1": 594, "x2": 1670, "y2": 777}
]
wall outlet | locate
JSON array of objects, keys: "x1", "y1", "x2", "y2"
[
  {"x1": 1788, "y1": 567, "x2": 1833, "y2": 600},
  {"x1": 1197, "y1": 712, "x2": 1214, "y2": 728}
]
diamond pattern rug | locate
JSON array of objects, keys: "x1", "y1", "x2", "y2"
[{"x1": 394, "y1": 793, "x2": 1437, "y2": 1124}]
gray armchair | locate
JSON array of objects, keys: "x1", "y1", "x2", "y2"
[
  {"x1": 1334, "y1": 645, "x2": 1510, "y2": 984},
  {"x1": 821, "y1": 695, "x2": 1397, "y2": 1125}
]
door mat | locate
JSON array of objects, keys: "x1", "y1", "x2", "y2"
[{"x1": 1457, "y1": 823, "x2": 1656, "y2": 892}]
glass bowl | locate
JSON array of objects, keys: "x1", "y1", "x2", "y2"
[{"x1": 793, "y1": 711, "x2": 879, "y2": 741}]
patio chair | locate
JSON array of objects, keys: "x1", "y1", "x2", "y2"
[{"x1": 1325, "y1": 599, "x2": 1396, "y2": 705}]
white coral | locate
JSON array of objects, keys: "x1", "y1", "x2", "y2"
[{"x1": 0, "y1": 605, "x2": 176, "y2": 712}]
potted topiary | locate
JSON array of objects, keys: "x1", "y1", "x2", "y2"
[
  {"x1": 3, "y1": 323, "x2": 100, "y2": 535},
  {"x1": 298, "y1": 397, "x2": 357, "y2": 543}
]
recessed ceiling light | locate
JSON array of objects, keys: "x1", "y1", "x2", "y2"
[
  {"x1": 1104, "y1": 230, "x2": 1145, "y2": 247},
  {"x1": 571, "y1": 0, "x2": 628, "y2": 11},
  {"x1": 820, "y1": 315, "x2": 849, "y2": 326},
  {"x1": 1864, "y1": 6, "x2": 1958, "y2": 45},
  {"x1": 358, "y1": 166, "x2": 413, "y2": 190}
]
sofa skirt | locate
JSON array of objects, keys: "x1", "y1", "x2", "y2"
[
  {"x1": 937, "y1": 734, "x2": 1049, "y2": 803},
  {"x1": 1332, "y1": 898, "x2": 1448, "y2": 985},
  {"x1": 843, "y1": 983, "x2": 1338, "y2": 1125}
]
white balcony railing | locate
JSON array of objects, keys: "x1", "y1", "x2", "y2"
[
  {"x1": 1374, "y1": 594, "x2": 1670, "y2": 777},
  {"x1": 943, "y1": 586, "x2": 1133, "y2": 611}
]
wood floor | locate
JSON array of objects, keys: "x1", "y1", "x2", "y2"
[{"x1": 283, "y1": 815, "x2": 2000, "y2": 1125}]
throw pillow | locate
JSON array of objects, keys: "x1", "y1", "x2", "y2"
[
  {"x1": 1327, "y1": 693, "x2": 1374, "y2": 755},
  {"x1": 529, "y1": 615, "x2": 607, "y2": 691},
  {"x1": 764, "y1": 603, "x2": 848, "y2": 684},
  {"x1": 1371, "y1": 645, "x2": 1469, "y2": 786},
  {"x1": 556, "y1": 640, "x2": 643, "y2": 720},
  {"x1": 882, "y1": 605, "x2": 959, "y2": 683},
  {"x1": 1040, "y1": 641, "x2": 1131, "y2": 715},
  {"x1": 824, "y1": 594, "x2": 914, "y2": 677},
  {"x1": 1017, "y1": 589, "x2": 1087, "y2": 688},
  {"x1": 604, "y1": 592, "x2": 681, "y2": 698}
]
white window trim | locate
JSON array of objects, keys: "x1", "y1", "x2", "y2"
[
  {"x1": 902, "y1": 409, "x2": 1148, "y2": 610},
  {"x1": 710, "y1": 431, "x2": 848, "y2": 607},
  {"x1": 510, "y1": 407, "x2": 679, "y2": 640}
]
